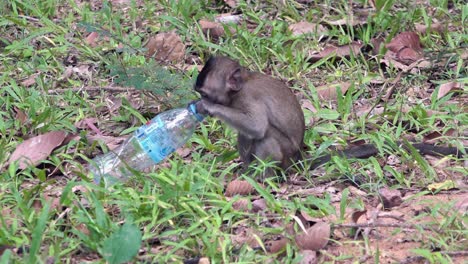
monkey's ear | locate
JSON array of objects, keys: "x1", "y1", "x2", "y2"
[{"x1": 227, "y1": 68, "x2": 242, "y2": 91}]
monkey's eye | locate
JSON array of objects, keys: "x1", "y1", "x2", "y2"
[{"x1": 199, "y1": 91, "x2": 208, "y2": 98}]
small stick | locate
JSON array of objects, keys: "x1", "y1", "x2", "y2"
[
  {"x1": 400, "y1": 251, "x2": 468, "y2": 264},
  {"x1": 335, "y1": 222, "x2": 436, "y2": 231},
  {"x1": 48, "y1": 86, "x2": 133, "y2": 94}
]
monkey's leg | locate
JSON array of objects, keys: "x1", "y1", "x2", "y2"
[
  {"x1": 252, "y1": 137, "x2": 284, "y2": 178},
  {"x1": 238, "y1": 134, "x2": 254, "y2": 169}
]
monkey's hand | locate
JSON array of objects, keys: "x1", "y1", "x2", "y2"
[{"x1": 194, "y1": 99, "x2": 214, "y2": 116}]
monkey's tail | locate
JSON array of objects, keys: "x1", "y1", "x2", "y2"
[{"x1": 307, "y1": 142, "x2": 466, "y2": 170}]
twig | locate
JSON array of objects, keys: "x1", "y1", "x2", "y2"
[
  {"x1": 48, "y1": 86, "x2": 134, "y2": 94},
  {"x1": 399, "y1": 251, "x2": 468, "y2": 264},
  {"x1": 335, "y1": 222, "x2": 436, "y2": 231},
  {"x1": 17, "y1": 15, "x2": 61, "y2": 23}
]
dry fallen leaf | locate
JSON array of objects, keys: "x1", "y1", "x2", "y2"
[
  {"x1": 316, "y1": 82, "x2": 352, "y2": 100},
  {"x1": 436, "y1": 82, "x2": 463, "y2": 99},
  {"x1": 146, "y1": 32, "x2": 185, "y2": 63},
  {"x1": 232, "y1": 198, "x2": 250, "y2": 211},
  {"x1": 225, "y1": 180, "x2": 255, "y2": 197},
  {"x1": 378, "y1": 187, "x2": 403, "y2": 209},
  {"x1": 423, "y1": 128, "x2": 455, "y2": 143},
  {"x1": 224, "y1": 0, "x2": 237, "y2": 8},
  {"x1": 86, "y1": 134, "x2": 127, "y2": 151},
  {"x1": 175, "y1": 147, "x2": 191, "y2": 158},
  {"x1": 386, "y1": 32, "x2": 422, "y2": 52},
  {"x1": 351, "y1": 209, "x2": 367, "y2": 223},
  {"x1": 14, "y1": 107, "x2": 28, "y2": 125},
  {"x1": 215, "y1": 14, "x2": 242, "y2": 24},
  {"x1": 385, "y1": 32, "x2": 423, "y2": 65},
  {"x1": 8, "y1": 131, "x2": 67, "y2": 169},
  {"x1": 298, "y1": 250, "x2": 318, "y2": 264},
  {"x1": 453, "y1": 197, "x2": 468, "y2": 213},
  {"x1": 289, "y1": 21, "x2": 327, "y2": 38},
  {"x1": 199, "y1": 20, "x2": 226, "y2": 40},
  {"x1": 265, "y1": 237, "x2": 289, "y2": 253},
  {"x1": 309, "y1": 42, "x2": 363, "y2": 62},
  {"x1": 20, "y1": 74, "x2": 38, "y2": 87},
  {"x1": 427, "y1": 180, "x2": 456, "y2": 192},
  {"x1": 252, "y1": 198, "x2": 267, "y2": 212},
  {"x1": 85, "y1": 32, "x2": 99, "y2": 47},
  {"x1": 415, "y1": 22, "x2": 444, "y2": 34},
  {"x1": 198, "y1": 257, "x2": 210, "y2": 264},
  {"x1": 295, "y1": 222, "x2": 330, "y2": 251}
]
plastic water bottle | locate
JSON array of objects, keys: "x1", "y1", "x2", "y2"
[{"x1": 89, "y1": 102, "x2": 204, "y2": 186}]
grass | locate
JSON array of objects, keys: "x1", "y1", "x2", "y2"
[{"x1": 1, "y1": 0, "x2": 467, "y2": 263}]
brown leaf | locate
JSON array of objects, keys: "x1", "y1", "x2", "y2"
[
  {"x1": 225, "y1": 180, "x2": 255, "y2": 197},
  {"x1": 252, "y1": 198, "x2": 267, "y2": 212},
  {"x1": 198, "y1": 258, "x2": 210, "y2": 264},
  {"x1": 423, "y1": 128, "x2": 455, "y2": 144},
  {"x1": 415, "y1": 22, "x2": 444, "y2": 34},
  {"x1": 309, "y1": 42, "x2": 363, "y2": 62},
  {"x1": 199, "y1": 20, "x2": 226, "y2": 39},
  {"x1": 224, "y1": 0, "x2": 238, "y2": 8},
  {"x1": 301, "y1": 99, "x2": 317, "y2": 113},
  {"x1": 110, "y1": 0, "x2": 131, "y2": 5},
  {"x1": 369, "y1": 37, "x2": 385, "y2": 55},
  {"x1": 316, "y1": 82, "x2": 351, "y2": 100},
  {"x1": 324, "y1": 13, "x2": 368, "y2": 27},
  {"x1": 351, "y1": 209, "x2": 367, "y2": 223},
  {"x1": 436, "y1": 82, "x2": 463, "y2": 99},
  {"x1": 146, "y1": 32, "x2": 185, "y2": 63},
  {"x1": 215, "y1": 14, "x2": 242, "y2": 24},
  {"x1": 295, "y1": 222, "x2": 330, "y2": 251},
  {"x1": 378, "y1": 187, "x2": 402, "y2": 209},
  {"x1": 76, "y1": 117, "x2": 102, "y2": 135},
  {"x1": 232, "y1": 198, "x2": 250, "y2": 211},
  {"x1": 86, "y1": 134, "x2": 127, "y2": 151},
  {"x1": 175, "y1": 147, "x2": 191, "y2": 158},
  {"x1": 397, "y1": 47, "x2": 423, "y2": 64},
  {"x1": 298, "y1": 250, "x2": 318, "y2": 264},
  {"x1": 385, "y1": 32, "x2": 423, "y2": 65},
  {"x1": 76, "y1": 223, "x2": 90, "y2": 236},
  {"x1": 454, "y1": 197, "x2": 468, "y2": 213},
  {"x1": 386, "y1": 32, "x2": 422, "y2": 53},
  {"x1": 72, "y1": 65, "x2": 93, "y2": 80},
  {"x1": 231, "y1": 228, "x2": 260, "y2": 248},
  {"x1": 33, "y1": 194, "x2": 62, "y2": 213},
  {"x1": 106, "y1": 96, "x2": 123, "y2": 114},
  {"x1": 20, "y1": 74, "x2": 37, "y2": 87},
  {"x1": 85, "y1": 32, "x2": 99, "y2": 47},
  {"x1": 299, "y1": 210, "x2": 321, "y2": 223},
  {"x1": 8, "y1": 131, "x2": 67, "y2": 170},
  {"x1": 289, "y1": 22, "x2": 327, "y2": 37},
  {"x1": 265, "y1": 237, "x2": 289, "y2": 253},
  {"x1": 75, "y1": 117, "x2": 98, "y2": 129},
  {"x1": 14, "y1": 107, "x2": 28, "y2": 125}
]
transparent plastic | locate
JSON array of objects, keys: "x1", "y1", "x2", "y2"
[{"x1": 89, "y1": 103, "x2": 204, "y2": 186}]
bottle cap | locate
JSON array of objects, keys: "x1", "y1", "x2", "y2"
[{"x1": 188, "y1": 102, "x2": 205, "y2": 122}]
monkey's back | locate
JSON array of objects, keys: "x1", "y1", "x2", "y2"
[{"x1": 246, "y1": 73, "x2": 305, "y2": 151}]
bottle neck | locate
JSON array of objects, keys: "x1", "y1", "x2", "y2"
[{"x1": 188, "y1": 103, "x2": 204, "y2": 122}]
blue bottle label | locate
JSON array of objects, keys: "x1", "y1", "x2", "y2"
[{"x1": 135, "y1": 117, "x2": 175, "y2": 163}]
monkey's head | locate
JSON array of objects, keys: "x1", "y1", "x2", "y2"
[{"x1": 194, "y1": 56, "x2": 243, "y2": 105}]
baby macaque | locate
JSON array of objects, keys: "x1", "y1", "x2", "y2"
[
  {"x1": 194, "y1": 56, "x2": 464, "y2": 175},
  {"x1": 194, "y1": 56, "x2": 305, "y2": 172}
]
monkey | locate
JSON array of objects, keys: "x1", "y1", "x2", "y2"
[
  {"x1": 194, "y1": 56, "x2": 465, "y2": 176},
  {"x1": 194, "y1": 56, "x2": 305, "y2": 174}
]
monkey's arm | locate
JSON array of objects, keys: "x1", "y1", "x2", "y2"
[{"x1": 197, "y1": 99, "x2": 269, "y2": 139}]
